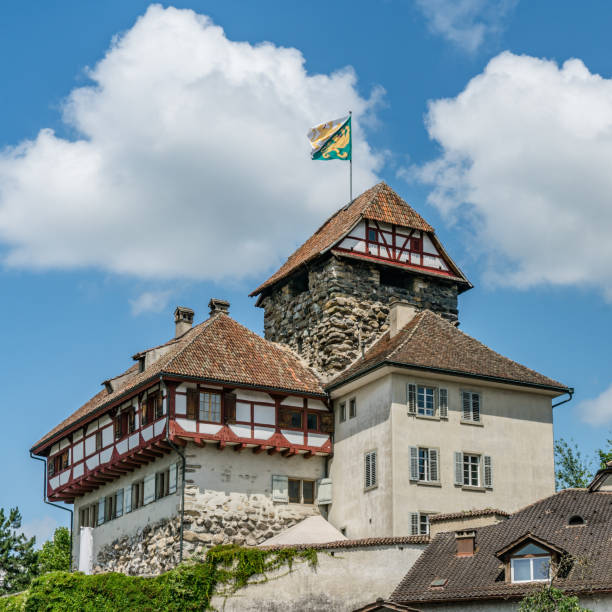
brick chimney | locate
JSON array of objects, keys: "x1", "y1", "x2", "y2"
[
  {"x1": 455, "y1": 530, "x2": 476, "y2": 557},
  {"x1": 209, "y1": 298, "x2": 230, "y2": 316},
  {"x1": 389, "y1": 299, "x2": 417, "y2": 338},
  {"x1": 174, "y1": 306, "x2": 194, "y2": 338}
]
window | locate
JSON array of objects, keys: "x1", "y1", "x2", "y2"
[
  {"x1": 95, "y1": 431, "x2": 103, "y2": 451},
  {"x1": 114, "y1": 413, "x2": 128, "y2": 440},
  {"x1": 368, "y1": 228, "x2": 377, "y2": 242},
  {"x1": 410, "y1": 447, "x2": 439, "y2": 483},
  {"x1": 463, "y1": 454, "x2": 480, "y2": 487},
  {"x1": 409, "y1": 512, "x2": 430, "y2": 535},
  {"x1": 104, "y1": 494, "x2": 115, "y2": 522},
  {"x1": 461, "y1": 391, "x2": 481, "y2": 422},
  {"x1": 307, "y1": 413, "x2": 319, "y2": 431},
  {"x1": 128, "y1": 409, "x2": 136, "y2": 434},
  {"x1": 132, "y1": 480, "x2": 144, "y2": 510},
  {"x1": 411, "y1": 237, "x2": 422, "y2": 252},
  {"x1": 287, "y1": 478, "x2": 315, "y2": 504},
  {"x1": 283, "y1": 409, "x2": 302, "y2": 429},
  {"x1": 156, "y1": 470, "x2": 169, "y2": 500},
  {"x1": 364, "y1": 450, "x2": 377, "y2": 490},
  {"x1": 199, "y1": 392, "x2": 221, "y2": 423},
  {"x1": 417, "y1": 386, "x2": 435, "y2": 416},
  {"x1": 339, "y1": 402, "x2": 346, "y2": 422},
  {"x1": 510, "y1": 544, "x2": 551, "y2": 583},
  {"x1": 349, "y1": 398, "x2": 357, "y2": 419}
]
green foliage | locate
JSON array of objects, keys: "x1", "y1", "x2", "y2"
[
  {"x1": 0, "y1": 507, "x2": 38, "y2": 595},
  {"x1": 0, "y1": 545, "x2": 317, "y2": 612},
  {"x1": 597, "y1": 437, "x2": 612, "y2": 469},
  {"x1": 38, "y1": 528, "x2": 71, "y2": 574},
  {"x1": 519, "y1": 585, "x2": 591, "y2": 611},
  {"x1": 554, "y1": 439, "x2": 593, "y2": 490}
]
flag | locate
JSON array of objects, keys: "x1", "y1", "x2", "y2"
[{"x1": 307, "y1": 115, "x2": 352, "y2": 160}]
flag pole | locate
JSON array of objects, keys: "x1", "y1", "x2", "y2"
[{"x1": 349, "y1": 110, "x2": 353, "y2": 202}]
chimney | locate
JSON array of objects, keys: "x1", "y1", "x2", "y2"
[
  {"x1": 208, "y1": 298, "x2": 230, "y2": 316},
  {"x1": 455, "y1": 530, "x2": 476, "y2": 557},
  {"x1": 174, "y1": 306, "x2": 194, "y2": 338},
  {"x1": 389, "y1": 300, "x2": 417, "y2": 338}
]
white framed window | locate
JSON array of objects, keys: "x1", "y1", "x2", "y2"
[
  {"x1": 417, "y1": 386, "x2": 435, "y2": 416},
  {"x1": 510, "y1": 544, "x2": 551, "y2": 582},
  {"x1": 339, "y1": 402, "x2": 346, "y2": 422},
  {"x1": 364, "y1": 450, "x2": 377, "y2": 490},
  {"x1": 409, "y1": 512, "x2": 431, "y2": 535},
  {"x1": 463, "y1": 453, "x2": 480, "y2": 486},
  {"x1": 409, "y1": 446, "x2": 439, "y2": 483},
  {"x1": 454, "y1": 452, "x2": 493, "y2": 488},
  {"x1": 461, "y1": 391, "x2": 481, "y2": 422},
  {"x1": 407, "y1": 384, "x2": 448, "y2": 418}
]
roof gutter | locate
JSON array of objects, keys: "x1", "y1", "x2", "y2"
[
  {"x1": 326, "y1": 360, "x2": 570, "y2": 395},
  {"x1": 552, "y1": 388, "x2": 574, "y2": 408}
]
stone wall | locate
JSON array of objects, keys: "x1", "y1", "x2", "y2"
[{"x1": 260, "y1": 255, "x2": 459, "y2": 379}]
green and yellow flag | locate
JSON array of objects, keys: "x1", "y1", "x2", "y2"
[{"x1": 308, "y1": 115, "x2": 352, "y2": 161}]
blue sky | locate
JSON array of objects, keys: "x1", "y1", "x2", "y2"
[{"x1": 1, "y1": 0, "x2": 611, "y2": 544}]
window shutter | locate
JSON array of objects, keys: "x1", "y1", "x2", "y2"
[
  {"x1": 367, "y1": 451, "x2": 377, "y2": 487},
  {"x1": 97, "y1": 498, "x2": 105, "y2": 525},
  {"x1": 124, "y1": 486, "x2": 132, "y2": 514},
  {"x1": 186, "y1": 388, "x2": 198, "y2": 420},
  {"x1": 116, "y1": 489, "x2": 124, "y2": 518},
  {"x1": 169, "y1": 463, "x2": 178, "y2": 494},
  {"x1": 143, "y1": 474, "x2": 156, "y2": 505},
  {"x1": 438, "y1": 388, "x2": 448, "y2": 418},
  {"x1": 472, "y1": 393, "x2": 480, "y2": 422},
  {"x1": 409, "y1": 512, "x2": 419, "y2": 536},
  {"x1": 407, "y1": 383, "x2": 417, "y2": 414},
  {"x1": 364, "y1": 453, "x2": 371, "y2": 488},
  {"x1": 223, "y1": 392, "x2": 237, "y2": 423},
  {"x1": 320, "y1": 412, "x2": 334, "y2": 433},
  {"x1": 409, "y1": 446, "x2": 419, "y2": 481},
  {"x1": 429, "y1": 448, "x2": 439, "y2": 482},
  {"x1": 272, "y1": 475, "x2": 289, "y2": 502},
  {"x1": 454, "y1": 451, "x2": 463, "y2": 485},
  {"x1": 316, "y1": 478, "x2": 332, "y2": 505},
  {"x1": 484, "y1": 455, "x2": 493, "y2": 489},
  {"x1": 462, "y1": 392, "x2": 471, "y2": 420}
]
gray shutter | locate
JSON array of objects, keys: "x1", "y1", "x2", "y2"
[
  {"x1": 472, "y1": 393, "x2": 481, "y2": 422},
  {"x1": 462, "y1": 392, "x2": 471, "y2": 420},
  {"x1": 484, "y1": 455, "x2": 493, "y2": 488},
  {"x1": 429, "y1": 448, "x2": 439, "y2": 482},
  {"x1": 272, "y1": 475, "x2": 289, "y2": 502},
  {"x1": 365, "y1": 453, "x2": 371, "y2": 488},
  {"x1": 124, "y1": 486, "x2": 132, "y2": 514},
  {"x1": 438, "y1": 388, "x2": 448, "y2": 418},
  {"x1": 454, "y1": 451, "x2": 463, "y2": 486},
  {"x1": 143, "y1": 474, "x2": 156, "y2": 505},
  {"x1": 97, "y1": 498, "x2": 105, "y2": 525},
  {"x1": 409, "y1": 512, "x2": 419, "y2": 536},
  {"x1": 115, "y1": 489, "x2": 124, "y2": 518},
  {"x1": 407, "y1": 383, "x2": 417, "y2": 414},
  {"x1": 371, "y1": 451, "x2": 377, "y2": 487},
  {"x1": 169, "y1": 463, "x2": 178, "y2": 494},
  {"x1": 409, "y1": 446, "x2": 419, "y2": 481},
  {"x1": 316, "y1": 478, "x2": 332, "y2": 505}
]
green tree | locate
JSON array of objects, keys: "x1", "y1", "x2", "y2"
[
  {"x1": 596, "y1": 437, "x2": 612, "y2": 469},
  {"x1": 519, "y1": 585, "x2": 590, "y2": 611},
  {"x1": 554, "y1": 439, "x2": 593, "y2": 490},
  {"x1": 38, "y1": 527, "x2": 71, "y2": 574},
  {"x1": 0, "y1": 507, "x2": 38, "y2": 594}
]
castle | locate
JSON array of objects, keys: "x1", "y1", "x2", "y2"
[{"x1": 30, "y1": 182, "x2": 570, "y2": 575}]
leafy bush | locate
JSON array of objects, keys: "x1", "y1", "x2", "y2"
[
  {"x1": 519, "y1": 585, "x2": 591, "y2": 612},
  {"x1": 38, "y1": 528, "x2": 71, "y2": 574}
]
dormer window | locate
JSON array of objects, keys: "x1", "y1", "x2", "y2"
[
  {"x1": 510, "y1": 543, "x2": 551, "y2": 583},
  {"x1": 568, "y1": 515, "x2": 585, "y2": 526}
]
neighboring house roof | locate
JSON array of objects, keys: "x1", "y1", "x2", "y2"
[
  {"x1": 261, "y1": 516, "x2": 347, "y2": 546},
  {"x1": 250, "y1": 182, "x2": 469, "y2": 297},
  {"x1": 390, "y1": 489, "x2": 612, "y2": 606},
  {"x1": 429, "y1": 508, "x2": 510, "y2": 523},
  {"x1": 259, "y1": 535, "x2": 429, "y2": 552},
  {"x1": 328, "y1": 310, "x2": 569, "y2": 393},
  {"x1": 31, "y1": 312, "x2": 324, "y2": 454}
]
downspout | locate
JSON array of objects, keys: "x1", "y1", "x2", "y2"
[
  {"x1": 552, "y1": 387, "x2": 574, "y2": 408},
  {"x1": 30, "y1": 452, "x2": 73, "y2": 571},
  {"x1": 161, "y1": 377, "x2": 186, "y2": 564}
]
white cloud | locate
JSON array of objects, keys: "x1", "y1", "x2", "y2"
[
  {"x1": 130, "y1": 289, "x2": 172, "y2": 315},
  {"x1": 21, "y1": 515, "x2": 59, "y2": 548},
  {"x1": 415, "y1": 0, "x2": 517, "y2": 52},
  {"x1": 0, "y1": 5, "x2": 382, "y2": 283},
  {"x1": 579, "y1": 383, "x2": 612, "y2": 426},
  {"x1": 415, "y1": 51, "x2": 612, "y2": 298}
]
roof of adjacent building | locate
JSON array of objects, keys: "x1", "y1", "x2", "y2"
[
  {"x1": 328, "y1": 309, "x2": 569, "y2": 392},
  {"x1": 250, "y1": 182, "x2": 468, "y2": 297},
  {"x1": 261, "y1": 516, "x2": 348, "y2": 546},
  {"x1": 259, "y1": 535, "x2": 429, "y2": 551},
  {"x1": 31, "y1": 312, "x2": 324, "y2": 453},
  {"x1": 390, "y1": 489, "x2": 612, "y2": 605},
  {"x1": 429, "y1": 508, "x2": 510, "y2": 523}
]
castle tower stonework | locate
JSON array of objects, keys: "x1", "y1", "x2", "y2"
[{"x1": 252, "y1": 183, "x2": 472, "y2": 379}]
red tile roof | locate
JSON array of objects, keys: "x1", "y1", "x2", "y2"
[
  {"x1": 250, "y1": 182, "x2": 467, "y2": 297},
  {"x1": 329, "y1": 310, "x2": 569, "y2": 392},
  {"x1": 391, "y1": 489, "x2": 612, "y2": 605},
  {"x1": 31, "y1": 313, "x2": 324, "y2": 453}
]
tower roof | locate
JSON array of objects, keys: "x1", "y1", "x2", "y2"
[{"x1": 250, "y1": 182, "x2": 469, "y2": 297}]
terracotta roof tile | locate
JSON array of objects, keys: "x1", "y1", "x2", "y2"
[
  {"x1": 250, "y1": 183, "x2": 437, "y2": 296},
  {"x1": 329, "y1": 310, "x2": 568, "y2": 392},
  {"x1": 429, "y1": 508, "x2": 510, "y2": 523},
  {"x1": 259, "y1": 535, "x2": 429, "y2": 551},
  {"x1": 32, "y1": 313, "x2": 324, "y2": 453},
  {"x1": 391, "y1": 489, "x2": 612, "y2": 604}
]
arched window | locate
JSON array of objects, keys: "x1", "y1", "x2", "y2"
[{"x1": 568, "y1": 515, "x2": 585, "y2": 526}]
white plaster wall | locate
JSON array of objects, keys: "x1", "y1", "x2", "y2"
[
  {"x1": 210, "y1": 544, "x2": 425, "y2": 612},
  {"x1": 328, "y1": 376, "x2": 393, "y2": 538},
  {"x1": 390, "y1": 372, "x2": 556, "y2": 535}
]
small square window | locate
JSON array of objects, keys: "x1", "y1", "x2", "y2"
[
  {"x1": 349, "y1": 399, "x2": 357, "y2": 419},
  {"x1": 368, "y1": 228, "x2": 377, "y2": 242},
  {"x1": 289, "y1": 410, "x2": 302, "y2": 428},
  {"x1": 307, "y1": 413, "x2": 318, "y2": 431}
]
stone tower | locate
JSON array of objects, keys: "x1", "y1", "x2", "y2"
[{"x1": 250, "y1": 183, "x2": 472, "y2": 380}]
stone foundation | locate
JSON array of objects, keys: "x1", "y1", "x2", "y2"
[{"x1": 260, "y1": 255, "x2": 459, "y2": 378}]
